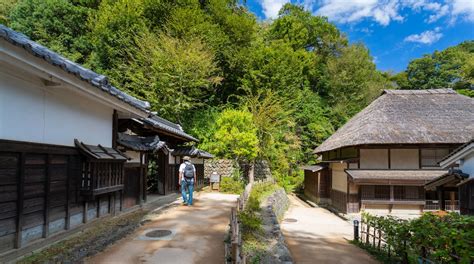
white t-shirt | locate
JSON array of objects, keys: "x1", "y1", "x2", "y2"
[{"x1": 179, "y1": 161, "x2": 196, "y2": 181}]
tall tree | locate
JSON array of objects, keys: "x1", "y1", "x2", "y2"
[
  {"x1": 9, "y1": 0, "x2": 95, "y2": 63},
  {"x1": 324, "y1": 44, "x2": 390, "y2": 126},
  {"x1": 392, "y1": 41, "x2": 474, "y2": 96}
]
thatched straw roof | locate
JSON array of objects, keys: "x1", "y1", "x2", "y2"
[{"x1": 314, "y1": 89, "x2": 474, "y2": 154}]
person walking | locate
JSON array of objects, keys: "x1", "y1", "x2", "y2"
[{"x1": 179, "y1": 156, "x2": 197, "y2": 206}]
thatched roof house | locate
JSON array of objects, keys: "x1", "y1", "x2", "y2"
[{"x1": 314, "y1": 89, "x2": 474, "y2": 154}]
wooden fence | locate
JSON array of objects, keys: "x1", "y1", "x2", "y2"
[
  {"x1": 357, "y1": 219, "x2": 461, "y2": 263},
  {"x1": 227, "y1": 182, "x2": 252, "y2": 264}
]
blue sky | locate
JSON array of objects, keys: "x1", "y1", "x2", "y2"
[{"x1": 243, "y1": 0, "x2": 474, "y2": 73}]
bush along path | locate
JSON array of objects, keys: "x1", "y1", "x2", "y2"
[
  {"x1": 238, "y1": 183, "x2": 293, "y2": 264},
  {"x1": 356, "y1": 212, "x2": 474, "y2": 263}
]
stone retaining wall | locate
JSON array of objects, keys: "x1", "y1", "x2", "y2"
[
  {"x1": 260, "y1": 188, "x2": 293, "y2": 263},
  {"x1": 268, "y1": 188, "x2": 290, "y2": 222}
]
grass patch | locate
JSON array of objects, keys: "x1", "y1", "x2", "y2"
[
  {"x1": 19, "y1": 210, "x2": 147, "y2": 264},
  {"x1": 239, "y1": 182, "x2": 279, "y2": 261}
]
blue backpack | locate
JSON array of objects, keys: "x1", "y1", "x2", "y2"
[{"x1": 184, "y1": 162, "x2": 194, "y2": 179}]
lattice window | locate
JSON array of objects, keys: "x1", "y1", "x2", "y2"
[{"x1": 421, "y1": 149, "x2": 450, "y2": 168}]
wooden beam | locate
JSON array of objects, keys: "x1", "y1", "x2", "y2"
[
  {"x1": 43, "y1": 155, "x2": 51, "y2": 238},
  {"x1": 65, "y1": 156, "x2": 72, "y2": 230},
  {"x1": 83, "y1": 201, "x2": 88, "y2": 224},
  {"x1": 15, "y1": 153, "x2": 25, "y2": 249}
]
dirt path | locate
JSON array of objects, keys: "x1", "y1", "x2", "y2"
[
  {"x1": 86, "y1": 192, "x2": 238, "y2": 264},
  {"x1": 281, "y1": 195, "x2": 378, "y2": 264}
]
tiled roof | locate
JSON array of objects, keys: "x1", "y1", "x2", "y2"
[
  {"x1": 117, "y1": 133, "x2": 169, "y2": 153},
  {"x1": 142, "y1": 115, "x2": 199, "y2": 142},
  {"x1": 0, "y1": 25, "x2": 150, "y2": 111},
  {"x1": 301, "y1": 165, "x2": 326, "y2": 172},
  {"x1": 172, "y1": 146, "x2": 214, "y2": 159},
  {"x1": 74, "y1": 139, "x2": 128, "y2": 161}
]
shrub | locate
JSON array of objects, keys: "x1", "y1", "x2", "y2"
[
  {"x1": 360, "y1": 212, "x2": 474, "y2": 263},
  {"x1": 219, "y1": 176, "x2": 244, "y2": 194}
]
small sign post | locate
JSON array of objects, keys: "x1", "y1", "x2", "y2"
[{"x1": 210, "y1": 172, "x2": 220, "y2": 191}]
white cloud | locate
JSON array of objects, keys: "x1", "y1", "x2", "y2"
[
  {"x1": 260, "y1": 0, "x2": 290, "y2": 19},
  {"x1": 314, "y1": 0, "x2": 403, "y2": 26},
  {"x1": 451, "y1": 0, "x2": 474, "y2": 22},
  {"x1": 404, "y1": 27, "x2": 443, "y2": 44},
  {"x1": 309, "y1": 0, "x2": 474, "y2": 26},
  {"x1": 426, "y1": 4, "x2": 449, "y2": 23}
]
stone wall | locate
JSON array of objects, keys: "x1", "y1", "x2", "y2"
[
  {"x1": 240, "y1": 160, "x2": 272, "y2": 181},
  {"x1": 204, "y1": 159, "x2": 236, "y2": 178},
  {"x1": 205, "y1": 159, "x2": 273, "y2": 181},
  {"x1": 260, "y1": 188, "x2": 292, "y2": 263},
  {"x1": 268, "y1": 188, "x2": 290, "y2": 222}
]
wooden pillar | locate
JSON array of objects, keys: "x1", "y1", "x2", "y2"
[
  {"x1": 437, "y1": 187, "x2": 445, "y2": 211},
  {"x1": 65, "y1": 156, "x2": 72, "y2": 230},
  {"x1": 144, "y1": 154, "x2": 148, "y2": 202},
  {"x1": 15, "y1": 153, "x2": 25, "y2": 249},
  {"x1": 43, "y1": 155, "x2": 51, "y2": 238},
  {"x1": 139, "y1": 152, "x2": 144, "y2": 206},
  {"x1": 449, "y1": 191, "x2": 455, "y2": 211},
  {"x1": 83, "y1": 201, "x2": 88, "y2": 223},
  {"x1": 112, "y1": 110, "x2": 118, "y2": 149}
]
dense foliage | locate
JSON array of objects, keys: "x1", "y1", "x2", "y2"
[
  {"x1": 391, "y1": 40, "x2": 474, "y2": 97},
  {"x1": 361, "y1": 212, "x2": 474, "y2": 263},
  {"x1": 2, "y1": 1, "x2": 472, "y2": 189}
]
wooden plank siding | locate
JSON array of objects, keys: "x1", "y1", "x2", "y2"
[{"x1": 0, "y1": 140, "x2": 127, "y2": 255}]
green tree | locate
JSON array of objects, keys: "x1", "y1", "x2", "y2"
[
  {"x1": 9, "y1": 0, "x2": 95, "y2": 63},
  {"x1": 395, "y1": 41, "x2": 474, "y2": 95},
  {"x1": 324, "y1": 43, "x2": 390, "y2": 126},
  {"x1": 213, "y1": 109, "x2": 259, "y2": 161},
  {"x1": 135, "y1": 33, "x2": 222, "y2": 122},
  {"x1": 0, "y1": 0, "x2": 18, "y2": 25},
  {"x1": 268, "y1": 3, "x2": 346, "y2": 56}
]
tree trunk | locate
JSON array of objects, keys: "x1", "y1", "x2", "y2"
[{"x1": 249, "y1": 160, "x2": 255, "y2": 184}]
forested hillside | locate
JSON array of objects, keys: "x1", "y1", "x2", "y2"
[{"x1": 2, "y1": 0, "x2": 472, "y2": 189}]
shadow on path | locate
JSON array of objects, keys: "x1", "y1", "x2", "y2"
[
  {"x1": 86, "y1": 192, "x2": 238, "y2": 264},
  {"x1": 281, "y1": 195, "x2": 379, "y2": 264}
]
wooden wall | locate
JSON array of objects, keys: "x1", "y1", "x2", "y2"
[
  {"x1": 0, "y1": 140, "x2": 123, "y2": 255},
  {"x1": 459, "y1": 180, "x2": 474, "y2": 215},
  {"x1": 330, "y1": 189, "x2": 347, "y2": 213},
  {"x1": 304, "y1": 170, "x2": 318, "y2": 201}
]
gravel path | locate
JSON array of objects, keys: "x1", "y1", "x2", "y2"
[
  {"x1": 281, "y1": 195, "x2": 379, "y2": 264},
  {"x1": 86, "y1": 192, "x2": 238, "y2": 264}
]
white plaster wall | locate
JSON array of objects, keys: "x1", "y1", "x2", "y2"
[
  {"x1": 360, "y1": 149, "x2": 389, "y2": 169},
  {"x1": 126, "y1": 151, "x2": 141, "y2": 163},
  {"x1": 348, "y1": 162, "x2": 358, "y2": 169},
  {"x1": 169, "y1": 153, "x2": 176, "y2": 164},
  {"x1": 0, "y1": 67, "x2": 113, "y2": 147},
  {"x1": 331, "y1": 162, "x2": 347, "y2": 192},
  {"x1": 390, "y1": 149, "x2": 419, "y2": 169},
  {"x1": 461, "y1": 152, "x2": 474, "y2": 177}
]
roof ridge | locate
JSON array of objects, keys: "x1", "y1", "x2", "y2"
[{"x1": 382, "y1": 88, "x2": 456, "y2": 95}]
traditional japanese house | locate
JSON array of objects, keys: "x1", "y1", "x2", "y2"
[
  {"x1": 0, "y1": 25, "x2": 199, "y2": 258},
  {"x1": 305, "y1": 89, "x2": 474, "y2": 215},
  {"x1": 426, "y1": 139, "x2": 474, "y2": 215},
  {"x1": 116, "y1": 116, "x2": 210, "y2": 197}
]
